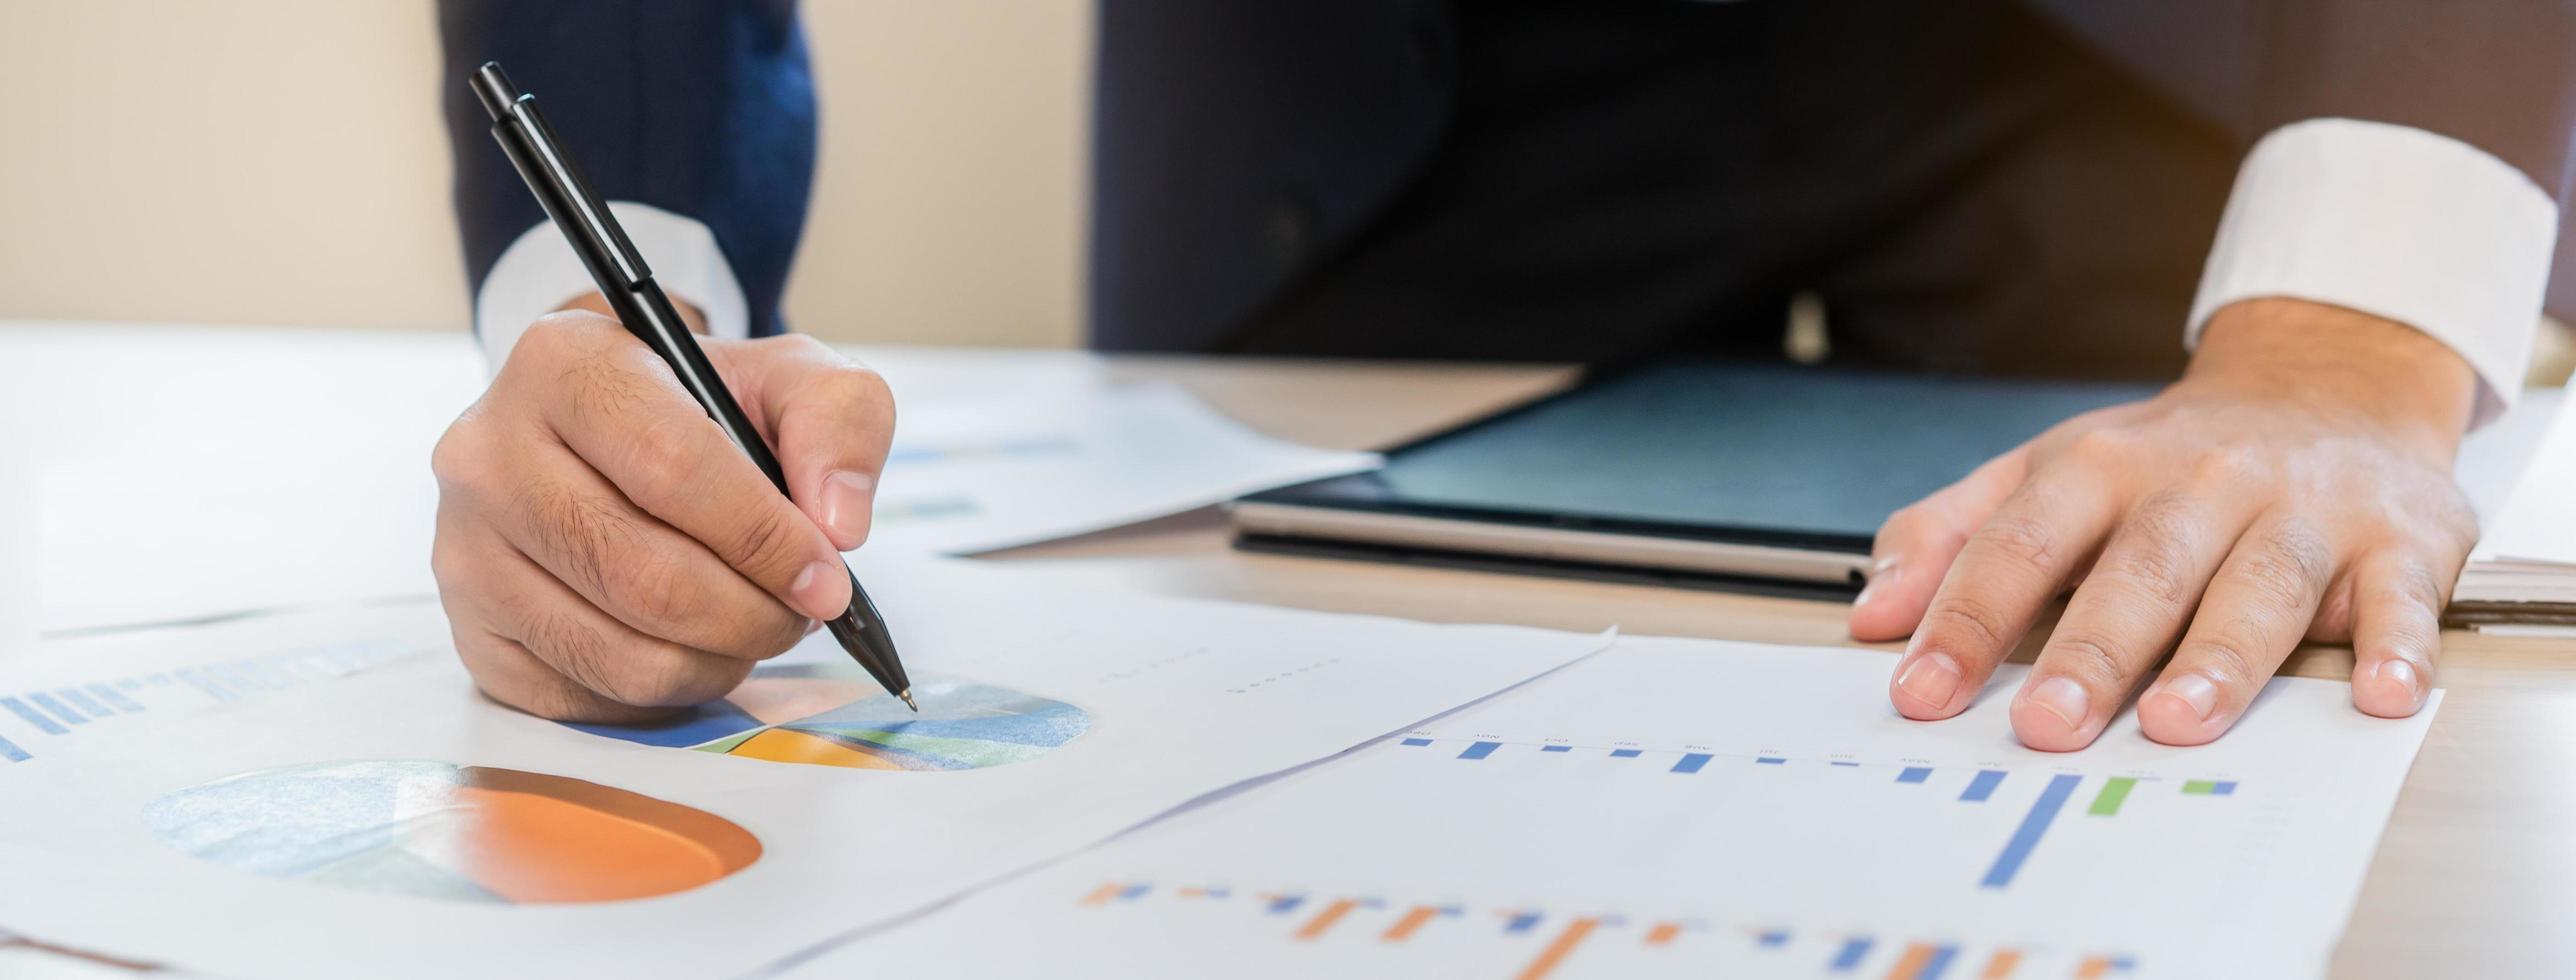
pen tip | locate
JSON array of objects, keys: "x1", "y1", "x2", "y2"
[{"x1": 899, "y1": 689, "x2": 919, "y2": 712}]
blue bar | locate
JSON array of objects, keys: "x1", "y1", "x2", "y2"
[
  {"x1": 57, "y1": 688, "x2": 111, "y2": 718},
  {"x1": 1117, "y1": 883, "x2": 1150, "y2": 901},
  {"x1": 1610, "y1": 748, "x2": 1643, "y2": 758},
  {"x1": 25, "y1": 692, "x2": 86, "y2": 726},
  {"x1": 2211, "y1": 781, "x2": 2237, "y2": 796},
  {"x1": 1897, "y1": 767, "x2": 1932, "y2": 783},
  {"x1": 1540, "y1": 745, "x2": 1573, "y2": 753},
  {"x1": 1920, "y1": 945, "x2": 1959, "y2": 980},
  {"x1": 1960, "y1": 770, "x2": 2006, "y2": 802},
  {"x1": 1, "y1": 697, "x2": 67, "y2": 736},
  {"x1": 1981, "y1": 773, "x2": 2083, "y2": 888},
  {"x1": 176, "y1": 669, "x2": 232, "y2": 702},
  {"x1": 1830, "y1": 761, "x2": 1860, "y2": 767},
  {"x1": 1756, "y1": 929, "x2": 1790, "y2": 948},
  {"x1": 1829, "y1": 937, "x2": 1873, "y2": 972},
  {"x1": 1503, "y1": 911, "x2": 1542, "y2": 934},
  {"x1": 1672, "y1": 753, "x2": 1712, "y2": 773},
  {"x1": 1458, "y1": 741, "x2": 1502, "y2": 760},
  {"x1": 0, "y1": 734, "x2": 28, "y2": 763},
  {"x1": 1400, "y1": 738, "x2": 1433, "y2": 746},
  {"x1": 87, "y1": 684, "x2": 143, "y2": 713},
  {"x1": 1265, "y1": 895, "x2": 1305, "y2": 915},
  {"x1": 1755, "y1": 756, "x2": 1787, "y2": 765}
]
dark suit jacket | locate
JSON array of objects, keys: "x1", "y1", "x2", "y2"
[{"x1": 440, "y1": 1, "x2": 2576, "y2": 348}]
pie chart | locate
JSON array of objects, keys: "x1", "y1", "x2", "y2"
[
  {"x1": 144, "y1": 760, "x2": 761, "y2": 904},
  {"x1": 563, "y1": 666, "x2": 1090, "y2": 772}
]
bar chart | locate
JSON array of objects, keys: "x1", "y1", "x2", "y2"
[
  {"x1": 1070, "y1": 878, "x2": 2141, "y2": 979},
  {"x1": 1390, "y1": 735, "x2": 2240, "y2": 892},
  {"x1": 0, "y1": 638, "x2": 426, "y2": 765},
  {"x1": 821, "y1": 639, "x2": 2433, "y2": 979}
]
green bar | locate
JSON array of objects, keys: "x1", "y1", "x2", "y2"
[
  {"x1": 2182, "y1": 779, "x2": 2219, "y2": 795},
  {"x1": 2088, "y1": 777, "x2": 2137, "y2": 815}
]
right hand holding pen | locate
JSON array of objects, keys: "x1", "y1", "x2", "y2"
[{"x1": 431, "y1": 310, "x2": 895, "y2": 722}]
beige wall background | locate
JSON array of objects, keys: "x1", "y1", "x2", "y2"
[{"x1": 0, "y1": 1, "x2": 1089, "y2": 348}]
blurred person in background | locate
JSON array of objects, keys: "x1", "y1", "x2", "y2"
[{"x1": 427, "y1": 1, "x2": 2574, "y2": 753}]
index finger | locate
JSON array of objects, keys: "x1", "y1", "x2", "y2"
[{"x1": 1890, "y1": 466, "x2": 2120, "y2": 721}]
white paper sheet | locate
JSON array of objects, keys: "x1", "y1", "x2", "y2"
[
  {"x1": 866, "y1": 382, "x2": 1378, "y2": 554},
  {"x1": 810, "y1": 636, "x2": 2439, "y2": 980},
  {"x1": 0, "y1": 559, "x2": 1606, "y2": 980},
  {"x1": 0, "y1": 604, "x2": 446, "y2": 768},
  {"x1": 2471, "y1": 380, "x2": 2576, "y2": 566},
  {"x1": 12, "y1": 324, "x2": 1370, "y2": 633}
]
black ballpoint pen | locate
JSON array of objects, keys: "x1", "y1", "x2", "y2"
[{"x1": 469, "y1": 62, "x2": 917, "y2": 712}]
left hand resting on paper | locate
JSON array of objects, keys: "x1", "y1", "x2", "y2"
[{"x1": 1849, "y1": 298, "x2": 2480, "y2": 750}]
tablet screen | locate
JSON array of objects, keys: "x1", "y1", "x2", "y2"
[{"x1": 1259, "y1": 361, "x2": 2151, "y2": 547}]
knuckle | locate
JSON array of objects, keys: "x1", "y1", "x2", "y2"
[
  {"x1": 519, "y1": 481, "x2": 637, "y2": 600},
  {"x1": 605, "y1": 549, "x2": 699, "y2": 630},
  {"x1": 520, "y1": 608, "x2": 622, "y2": 701},
  {"x1": 2102, "y1": 544, "x2": 2194, "y2": 607},
  {"x1": 2240, "y1": 522, "x2": 2334, "y2": 606},
  {"x1": 2182, "y1": 635, "x2": 2265, "y2": 688},
  {"x1": 429, "y1": 416, "x2": 496, "y2": 493},
  {"x1": 1976, "y1": 513, "x2": 2059, "y2": 570},
  {"x1": 515, "y1": 311, "x2": 618, "y2": 367},
  {"x1": 722, "y1": 507, "x2": 810, "y2": 577},
  {"x1": 1921, "y1": 595, "x2": 2012, "y2": 653},
  {"x1": 2185, "y1": 445, "x2": 2269, "y2": 488},
  {"x1": 2043, "y1": 631, "x2": 2131, "y2": 687},
  {"x1": 620, "y1": 415, "x2": 708, "y2": 501},
  {"x1": 429, "y1": 536, "x2": 471, "y2": 592},
  {"x1": 2061, "y1": 427, "x2": 2139, "y2": 467}
]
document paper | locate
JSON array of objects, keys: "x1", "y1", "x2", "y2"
[
  {"x1": 0, "y1": 560, "x2": 1605, "y2": 980},
  {"x1": 813, "y1": 636, "x2": 2438, "y2": 980}
]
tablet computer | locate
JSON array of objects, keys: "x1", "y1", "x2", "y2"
[{"x1": 1231, "y1": 360, "x2": 2153, "y2": 596}]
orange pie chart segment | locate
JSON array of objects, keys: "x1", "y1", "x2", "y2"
[{"x1": 145, "y1": 760, "x2": 760, "y2": 904}]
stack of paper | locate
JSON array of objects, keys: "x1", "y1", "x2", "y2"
[{"x1": 2454, "y1": 382, "x2": 2576, "y2": 624}]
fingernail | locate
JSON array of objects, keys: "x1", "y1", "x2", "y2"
[
  {"x1": 1894, "y1": 651, "x2": 1961, "y2": 710},
  {"x1": 2373, "y1": 658, "x2": 2422, "y2": 706},
  {"x1": 790, "y1": 561, "x2": 846, "y2": 619},
  {"x1": 2159, "y1": 672, "x2": 2223, "y2": 722},
  {"x1": 1854, "y1": 561, "x2": 1897, "y2": 608},
  {"x1": 820, "y1": 470, "x2": 875, "y2": 548},
  {"x1": 2024, "y1": 676, "x2": 2090, "y2": 730}
]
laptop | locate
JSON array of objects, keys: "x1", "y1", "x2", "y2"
[{"x1": 1230, "y1": 360, "x2": 2153, "y2": 597}]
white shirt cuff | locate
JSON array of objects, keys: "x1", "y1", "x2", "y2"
[
  {"x1": 2188, "y1": 118, "x2": 2559, "y2": 427},
  {"x1": 473, "y1": 202, "x2": 752, "y2": 372}
]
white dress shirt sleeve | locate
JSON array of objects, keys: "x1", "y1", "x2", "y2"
[
  {"x1": 2189, "y1": 118, "x2": 2561, "y2": 427},
  {"x1": 472, "y1": 201, "x2": 752, "y2": 373}
]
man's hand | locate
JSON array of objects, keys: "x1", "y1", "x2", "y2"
[
  {"x1": 431, "y1": 307, "x2": 893, "y2": 722},
  {"x1": 1852, "y1": 299, "x2": 2480, "y2": 750}
]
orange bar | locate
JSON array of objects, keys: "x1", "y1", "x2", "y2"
[
  {"x1": 1513, "y1": 917, "x2": 1601, "y2": 980},
  {"x1": 1980, "y1": 950, "x2": 2023, "y2": 978},
  {"x1": 1077, "y1": 882, "x2": 1124, "y2": 907},
  {"x1": 1643, "y1": 922, "x2": 1682, "y2": 946},
  {"x1": 1882, "y1": 943, "x2": 1937, "y2": 980},
  {"x1": 1294, "y1": 898, "x2": 1362, "y2": 940},
  {"x1": 2075, "y1": 956, "x2": 2114, "y2": 979},
  {"x1": 1382, "y1": 905, "x2": 1445, "y2": 942}
]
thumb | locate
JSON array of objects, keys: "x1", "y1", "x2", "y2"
[
  {"x1": 1848, "y1": 446, "x2": 2029, "y2": 642},
  {"x1": 708, "y1": 335, "x2": 898, "y2": 552}
]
